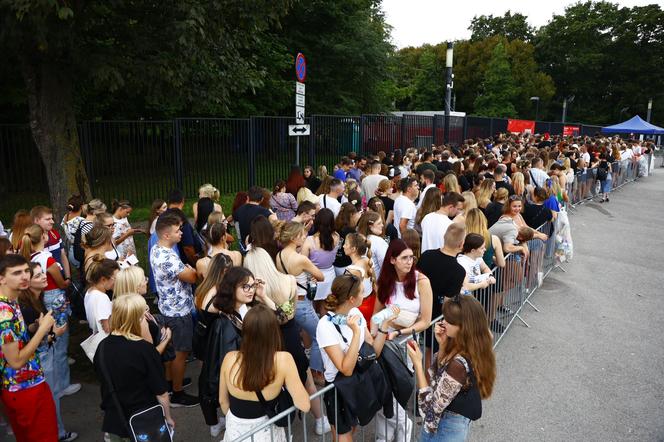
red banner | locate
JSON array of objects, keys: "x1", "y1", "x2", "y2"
[
  {"x1": 563, "y1": 125, "x2": 580, "y2": 136},
  {"x1": 507, "y1": 119, "x2": 536, "y2": 134}
]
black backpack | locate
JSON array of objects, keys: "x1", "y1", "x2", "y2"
[{"x1": 73, "y1": 220, "x2": 93, "y2": 265}]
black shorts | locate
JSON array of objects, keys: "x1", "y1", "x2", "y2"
[
  {"x1": 162, "y1": 314, "x2": 193, "y2": 352},
  {"x1": 323, "y1": 384, "x2": 357, "y2": 435}
]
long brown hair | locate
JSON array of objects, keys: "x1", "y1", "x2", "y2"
[
  {"x1": 233, "y1": 304, "x2": 282, "y2": 391},
  {"x1": 10, "y1": 210, "x2": 32, "y2": 252},
  {"x1": 20, "y1": 224, "x2": 44, "y2": 260},
  {"x1": 441, "y1": 296, "x2": 496, "y2": 399}
]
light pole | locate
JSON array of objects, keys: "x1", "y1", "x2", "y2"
[
  {"x1": 646, "y1": 98, "x2": 653, "y2": 123},
  {"x1": 530, "y1": 96, "x2": 540, "y2": 121},
  {"x1": 561, "y1": 95, "x2": 575, "y2": 124},
  {"x1": 443, "y1": 42, "x2": 454, "y2": 145}
]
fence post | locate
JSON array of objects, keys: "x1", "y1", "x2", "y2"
[
  {"x1": 309, "y1": 115, "x2": 316, "y2": 168},
  {"x1": 248, "y1": 117, "x2": 257, "y2": 188},
  {"x1": 462, "y1": 115, "x2": 468, "y2": 141},
  {"x1": 489, "y1": 118, "x2": 494, "y2": 137},
  {"x1": 359, "y1": 115, "x2": 366, "y2": 155},
  {"x1": 432, "y1": 115, "x2": 438, "y2": 146},
  {"x1": 80, "y1": 121, "x2": 95, "y2": 198},
  {"x1": 172, "y1": 119, "x2": 184, "y2": 191},
  {"x1": 400, "y1": 115, "x2": 406, "y2": 151}
]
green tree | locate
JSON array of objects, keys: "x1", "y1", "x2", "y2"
[
  {"x1": 469, "y1": 11, "x2": 534, "y2": 42},
  {"x1": 1, "y1": 0, "x2": 291, "y2": 217},
  {"x1": 473, "y1": 43, "x2": 518, "y2": 117},
  {"x1": 410, "y1": 46, "x2": 446, "y2": 110},
  {"x1": 535, "y1": 1, "x2": 664, "y2": 125}
]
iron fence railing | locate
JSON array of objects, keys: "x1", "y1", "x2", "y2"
[{"x1": 0, "y1": 117, "x2": 655, "y2": 207}]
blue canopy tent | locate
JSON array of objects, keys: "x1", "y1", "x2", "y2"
[{"x1": 601, "y1": 115, "x2": 664, "y2": 135}]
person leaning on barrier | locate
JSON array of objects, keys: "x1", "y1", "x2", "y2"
[
  {"x1": 407, "y1": 295, "x2": 496, "y2": 441},
  {"x1": 219, "y1": 305, "x2": 310, "y2": 442}
]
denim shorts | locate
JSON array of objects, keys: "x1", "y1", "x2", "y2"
[{"x1": 420, "y1": 411, "x2": 471, "y2": 442}]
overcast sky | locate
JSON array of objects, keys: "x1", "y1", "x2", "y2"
[{"x1": 382, "y1": 0, "x2": 664, "y2": 48}]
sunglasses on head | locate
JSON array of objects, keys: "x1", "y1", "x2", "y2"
[{"x1": 342, "y1": 269, "x2": 359, "y2": 298}]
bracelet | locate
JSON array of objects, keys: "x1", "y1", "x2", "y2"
[
  {"x1": 377, "y1": 328, "x2": 388, "y2": 335},
  {"x1": 396, "y1": 329, "x2": 402, "y2": 337}
]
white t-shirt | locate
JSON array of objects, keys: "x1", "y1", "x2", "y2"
[
  {"x1": 84, "y1": 288, "x2": 112, "y2": 335},
  {"x1": 368, "y1": 234, "x2": 388, "y2": 280},
  {"x1": 420, "y1": 212, "x2": 453, "y2": 253},
  {"x1": 457, "y1": 254, "x2": 490, "y2": 284},
  {"x1": 361, "y1": 174, "x2": 384, "y2": 200},
  {"x1": 318, "y1": 194, "x2": 341, "y2": 218},
  {"x1": 317, "y1": 308, "x2": 366, "y2": 382},
  {"x1": 393, "y1": 195, "x2": 416, "y2": 238}
]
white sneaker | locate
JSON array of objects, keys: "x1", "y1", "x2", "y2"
[
  {"x1": 59, "y1": 383, "x2": 81, "y2": 397},
  {"x1": 315, "y1": 416, "x2": 331, "y2": 435},
  {"x1": 210, "y1": 417, "x2": 225, "y2": 437}
]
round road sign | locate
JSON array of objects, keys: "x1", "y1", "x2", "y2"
[{"x1": 295, "y1": 53, "x2": 306, "y2": 83}]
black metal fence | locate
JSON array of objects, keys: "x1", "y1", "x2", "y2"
[{"x1": 1, "y1": 115, "x2": 605, "y2": 206}]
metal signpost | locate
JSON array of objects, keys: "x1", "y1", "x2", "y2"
[{"x1": 289, "y1": 53, "x2": 309, "y2": 166}]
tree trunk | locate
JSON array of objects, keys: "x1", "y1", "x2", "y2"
[{"x1": 21, "y1": 55, "x2": 91, "y2": 223}]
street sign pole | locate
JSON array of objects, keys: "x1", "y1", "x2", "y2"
[{"x1": 294, "y1": 53, "x2": 307, "y2": 166}]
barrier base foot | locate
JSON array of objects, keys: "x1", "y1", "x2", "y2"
[
  {"x1": 515, "y1": 313, "x2": 530, "y2": 328},
  {"x1": 553, "y1": 264, "x2": 567, "y2": 273},
  {"x1": 525, "y1": 299, "x2": 540, "y2": 312}
]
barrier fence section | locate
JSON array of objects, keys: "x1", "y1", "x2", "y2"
[
  {"x1": 0, "y1": 116, "x2": 644, "y2": 208},
  {"x1": 232, "y1": 155, "x2": 653, "y2": 442}
]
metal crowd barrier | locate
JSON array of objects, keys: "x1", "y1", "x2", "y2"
[
  {"x1": 231, "y1": 155, "x2": 654, "y2": 441},
  {"x1": 565, "y1": 153, "x2": 652, "y2": 207}
]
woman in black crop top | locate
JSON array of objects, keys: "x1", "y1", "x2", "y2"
[
  {"x1": 219, "y1": 305, "x2": 310, "y2": 441},
  {"x1": 406, "y1": 295, "x2": 496, "y2": 441}
]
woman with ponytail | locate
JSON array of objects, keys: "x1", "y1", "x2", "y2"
[
  {"x1": 406, "y1": 295, "x2": 496, "y2": 441},
  {"x1": 111, "y1": 199, "x2": 142, "y2": 260},
  {"x1": 316, "y1": 273, "x2": 395, "y2": 441},
  {"x1": 197, "y1": 215, "x2": 242, "y2": 279},
  {"x1": 343, "y1": 233, "x2": 375, "y2": 324}
]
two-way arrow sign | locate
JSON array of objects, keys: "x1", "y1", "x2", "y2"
[{"x1": 289, "y1": 124, "x2": 310, "y2": 136}]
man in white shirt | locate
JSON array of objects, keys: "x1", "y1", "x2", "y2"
[
  {"x1": 420, "y1": 192, "x2": 465, "y2": 253},
  {"x1": 416, "y1": 169, "x2": 436, "y2": 210},
  {"x1": 528, "y1": 158, "x2": 549, "y2": 188},
  {"x1": 318, "y1": 178, "x2": 344, "y2": 217},
  {"x1": 393, "y1": 177, "x2": 419, "y2": 238},
  {"x1": 360, "y1": 161, "x2": 384, "y2": 200}
]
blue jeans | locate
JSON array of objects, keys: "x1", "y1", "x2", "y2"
[
  {"x1": 420, "y1": 411, "x2": 471, "y2": 442},
  {"x1": 294, "y1": 299, "x2": 323, "y2": 372},
  {"x1": 43, "y1": 289, "x2": 72, "y2": 393},
  {"x1": 40, "y1": 347, "x2": 66, "y2": 438}
]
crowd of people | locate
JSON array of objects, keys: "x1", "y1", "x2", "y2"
[{"x1": 0, "y1": 132, "x2": 655, "y2": 441}]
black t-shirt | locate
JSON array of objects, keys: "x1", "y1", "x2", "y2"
[
  {"x1": 437, "y1": 161, "x2": 453, "y2": 173},
  {"x1": 417, "y1": 250, "x2": 466, "y2": 318},
  {"x1": 334, "y1": 227, "x2": 355, "y2": 268},
  {"x1": 233, "y1": 203, "x2": 272, "y2": 247},
  {"x1": 385, "y1": 223, "x2": 399, "y2": 242},
  {"x1": 484, "y1": 202, "x2": 504, "y2": 228},
  {"x1": 379, "y1": 196, "x2": 395, "y2": 217},
  {"x1": 495, "y1": 180, "x2": 515, "y2": 196},
  {"x1": 416, "y1": 162, "x2": 438, "y2": 176},
  {"x1": 94, "y1": 335, "x2": 168, "y2": 438},
  {"x1": 523, "y1": 202, "x2": 553, "y2": 229},
  {"x1": 458, "y1": 175, "x2": 471, "y2": 192}
]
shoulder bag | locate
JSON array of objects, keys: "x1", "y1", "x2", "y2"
[
  {"x1": 192, "y1": 297, "x2": 215, "y2": 360},
  {"x1": 255, "y1": 388, "x2": 295, "y2": 428},
  {"x1": 98, "y1": 339, "x2": 173, "y2": 442}
]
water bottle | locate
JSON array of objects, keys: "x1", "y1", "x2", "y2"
[{"x1": 372, "y1": 306, "x2": 397, "y2": 325}]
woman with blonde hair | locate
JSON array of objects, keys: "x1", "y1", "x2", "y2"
[
  {"x1": 9, "y1": 210, "x2": 32, "y2": 253},
  {"x1": 511, "y1": 172, "x2": 527, "y2": 200},
  {"x1": 343, "y1": 233, "x2": 375, "y2": 324},
  {"x1": 94, "y1": 294, "x2": 174, "y2": 441},
  {"x1": 356, "y1": 211, "x2": 389, "y2": 280},
  {"x1": 443, "y1": 173, "x2": 461, "y2": 195},
  {"x1": 193, "y1": 183, "x2": 224, "y2": 233},
  {"x1": 475, "y1": 178, "x2": 495, "y2": 211}
]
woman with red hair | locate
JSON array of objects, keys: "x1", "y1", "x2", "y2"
[{"x1": 372, "y1": 238, "x2": 432, "y2": 441}]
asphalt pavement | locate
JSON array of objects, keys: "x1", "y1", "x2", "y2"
[
  {"x1": 470, "y1": 166, "x2": 664, "y2": 442},
  {"x1": 8, "y1": 165, "x2": 660, "y2": 442}
]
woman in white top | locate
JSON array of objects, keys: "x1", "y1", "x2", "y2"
[
  {"x1": 356, "y1": 211, "x2": 389, "y2": 280},
  {"x1": 316, "y1": 273, "x2": 395, "y2": 442},
  {"x1": 84, "y1": 258, "x2": 119, "y2": 335},
  {"x1": 372, "y1": 239, "x2": 433, "y2": 442},
  {"x1": 111, "y1": 200, "x2": 141, "y2": 260},
  {"x1": 457, "y1": 234, "x2": 496, "y2": 292},
  {"x1": 343, "y1": 233, "x2": 375, "y2": 325}
]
